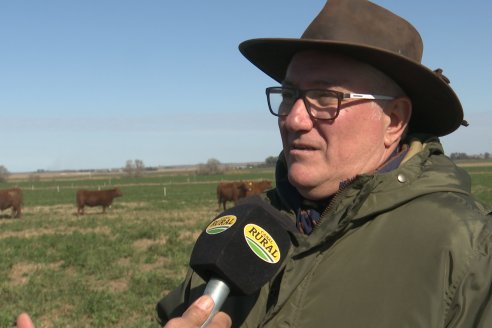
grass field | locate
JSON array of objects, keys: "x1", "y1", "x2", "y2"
[
  {"x1": 463, "y1": 164, "x2": 492, "y2": 205},
  {"x1": 0, "y1": 168, "x2": 274, "y2": 328},
  {"x1": 0, "y1": 165, "x2": 490, "y2": 327}
]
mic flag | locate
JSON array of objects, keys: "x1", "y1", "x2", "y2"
[{"x1": 190, "y1": 201, "x2": 291, "y2": 296}]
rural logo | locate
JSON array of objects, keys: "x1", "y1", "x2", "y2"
[
  {"x1": 205, "y1": 215, "x2": 237, "y2": 235},
  {"x1": 243, "y1": 224, "x2": 281, "y2": 263}
]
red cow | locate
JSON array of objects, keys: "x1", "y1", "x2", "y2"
[
  {"x1": 216, "y1": 181, "x2": 251, "y2": 211},
  {"x1": 246, "y1": 180, "x2": 273, "y2": 196},
  {"x1": 76, "y1": 187, "x2": 123, "y2": 215},
  {"x1": 0, "y1": 188, "x2": 23, "y2": 218}
]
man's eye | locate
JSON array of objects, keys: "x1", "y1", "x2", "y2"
[
  {"x1": 306, "y1": 91, "x2": 332, "y2": 103},
  {"x1": 317, "y1": 94, "x2": 336, "y2": 106},
  {"x1": 281, "y1": 90, "x2": 296, "y2": 100}
]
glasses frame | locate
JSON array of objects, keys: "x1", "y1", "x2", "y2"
[{"x1": 266, "y1": 86, "x2": 395, "y2": 121}]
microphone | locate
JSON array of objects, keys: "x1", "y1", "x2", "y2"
[{"x1": 189, "y1": 200, "x2": 291, "y2": 327}]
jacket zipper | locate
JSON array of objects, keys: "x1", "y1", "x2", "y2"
[{"x1": 312, "y1": 177, "x2": 356, "y2": 232}]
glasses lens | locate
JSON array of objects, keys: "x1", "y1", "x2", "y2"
[
  {"x1": 267, "y1": 87, "x2": 340, "y2": 120},
  {"x1": 305, "y1": 90, "x2": 339, "y2": 119},
  {"x1": 268, "y1": 88, "x2": 297, "y2": 116}
]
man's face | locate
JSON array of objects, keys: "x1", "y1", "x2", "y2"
[{"x1": 279, "y1": 51, "x2": 398, "y2": 200}]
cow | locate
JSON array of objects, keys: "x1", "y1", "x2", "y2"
[
  {"x1": 76, "y1": 187, "x2": 123, "y2": 215},
  {"x1": 246, "y1": 180, "x2": 273, "y2": 196},
  {"x1": 0, "y1": 187, "x2": 23, "y2": 218},
  {"x1": 216, "y1": 181, "x2": 251, "y2": 211}
]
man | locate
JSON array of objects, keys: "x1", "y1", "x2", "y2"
[
  {"x1": 157, "y1": 0, "x2": 492, "y2": 327},
  {"x1": 14, "y1": 1, "x2": 489, "y2": 327}
]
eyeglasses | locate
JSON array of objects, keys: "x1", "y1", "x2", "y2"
[{"x1": 266, "y1": 86, "x2": 394, "y2": 121}]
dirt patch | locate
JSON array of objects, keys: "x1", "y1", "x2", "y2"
[
  {"x1": 115, "y1": 255, "x2": 172, "y2": 274},
  {"x1": 39, "y1": 303, "x2": 75, "y2": 328},
  {"x1": 116, "y1": 257, "x2": 131, "y2": 267},
  {"x1": 0, "y1": 226, "x2": 112, "y2": 240},
  {"x1": 119, "y1": 202, "x2": 149, "y2": 210},
  {"x1": 132, "y1": 237, "x2": 167, "y2": 251},
  {"x1": 107, "y1": 278, "x2": 129, "y2": 292},
  {"x1": 22, "y1": 202, "x2": 131, "y2": 218},
  {"x1": 10, "y1": 261, "x2": 63, "y2": 286},
  {"x1": 22, "y1": 204, "x2": 77, "y2": 217},
  {"x1": 140, "y1": 257, "x2": 170, "y2": 272},
  {"x1": 178, "y1": 230, "x2": 201, "y2": 242},
  {"x1": 88, "y1": 276, "x2": 129, "y2": 293}
]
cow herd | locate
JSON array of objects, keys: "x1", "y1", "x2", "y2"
[
  {"x1": 216, "y1": 180, "x2": 272, "y2": 211},
  {"x1": 0, "y1": 187, "x2": 124, "y2": 218},
  {"x1": 0, "y1": 179, "x2": 273, "y2": 219}
]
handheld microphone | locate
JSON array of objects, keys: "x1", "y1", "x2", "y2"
[{"x1": 189, "y1": 200, "x2": 291, "y2": 327}]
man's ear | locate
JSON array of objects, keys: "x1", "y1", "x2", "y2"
[{"x1": 384, "y1": 97, "x2": 412, "y2": 147}]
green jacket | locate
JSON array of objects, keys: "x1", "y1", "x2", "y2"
[{"x1": 157, "y1": 139, "x2": 492, "y2": 327}]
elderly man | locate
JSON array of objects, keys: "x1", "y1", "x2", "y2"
[{"x1": 157, "y1": 0, "x2": 492, "y2": 327}]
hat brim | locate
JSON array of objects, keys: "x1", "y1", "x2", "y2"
[{"x1": 239, "y1": 38, "x2": 463, "y2": 137}]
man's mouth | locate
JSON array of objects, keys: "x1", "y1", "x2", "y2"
[{"x1": 290, "y1": 143, "x2": 317, "y2": 151}]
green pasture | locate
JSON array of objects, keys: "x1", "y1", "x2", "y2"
[
  {"x1": 467, "y1": 169, "x2": 492, "y2": 205},
  {"x1": 0, "y1": 165, "x2": 490, "y2": 327},
  {"x1": 0, "y1": 168, "x2": 274, "y2": 328}
]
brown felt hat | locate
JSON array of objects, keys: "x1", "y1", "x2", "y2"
[{"x1": 239, "y1": 0, "x2": 464, "y2": 136}]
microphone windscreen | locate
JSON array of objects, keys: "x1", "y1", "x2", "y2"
[{"x1": 190, "y1": 201, "x2": 291, "y2": 295}]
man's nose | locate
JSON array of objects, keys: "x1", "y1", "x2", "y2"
[{"x1": 283, "y1": 98, "x2": 313, "y2": 131}]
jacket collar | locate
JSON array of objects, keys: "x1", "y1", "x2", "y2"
[{"x1": 275, "y1": 136, "x2": 471, "y2": 242}]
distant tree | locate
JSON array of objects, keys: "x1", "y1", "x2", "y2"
[
  {"x1": 196, "y1": 158, "x2": 223, "y2": 176},
  {"x1": 123, "y1": 159, "x2": 145, "y2": 178},
  {"x1": 450, "y1": 152, "x2": 469, "y2": 160},
  {"x1": 134, "y1": 159, "x2": 145, "y2": 178},
  {"x1": 484, "y1": 152, "x2": 490, "y2": 160},
  {"x1": 0, "y1": 165, "x2": 10, "y2": 183},
  {"x1": 265, "y1": 156, "x2": 278, "y2": 167},
  {"x1": 123, "y1": 160, "x2": 134, "y2": 177}
]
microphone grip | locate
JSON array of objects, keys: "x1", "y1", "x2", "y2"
[{"x1": 200, "y1": 277, "x2": 231, "y2": 328}]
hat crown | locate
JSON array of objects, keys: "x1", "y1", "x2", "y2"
[{"x1": 301, "y1": 0, "x2": 423, "y2": 63}]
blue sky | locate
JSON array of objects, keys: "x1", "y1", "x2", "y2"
[{"x1": 1, "y1": 1, "x2": 491, "y2": 173}]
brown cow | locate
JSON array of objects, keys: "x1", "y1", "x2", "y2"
[
  {"x1": 246, "y1": 180, "x2": 273, "y2": 196},
  {"x1": 76, "y1": 187, "x2": 123, "y2": 215},
  {"x1": 216, "y1": 181, "x2": 250, "y2": 211},
  {"x1": 0, "y1": 187, "x2": 23, "y2": 218}
]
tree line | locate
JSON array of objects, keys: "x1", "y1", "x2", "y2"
[
  {"x1": 449, "y1": 152, "x2": 490, "y2": 160},
  {"x1": 0, "y1": 156, "x2": 280, "y2": 183}
]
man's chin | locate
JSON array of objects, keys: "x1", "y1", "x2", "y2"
[
  {"x1": 287, "y1": 167, "x2": 317, "y2": 190},
  {"x1": 287, "y1": 166, "x2": 339, "y2": 199}
]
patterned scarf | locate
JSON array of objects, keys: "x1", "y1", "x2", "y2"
[{"x1": 296, "y1": 206, "x2": 323, "y2": 235}]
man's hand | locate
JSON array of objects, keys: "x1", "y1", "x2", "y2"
[
  {"x1": 16, "y1": 313, "x2": 35, "y2": 328},
  {"x1": 15, "y1": 295, "x2": 232, "y2": 328},
  {"x1": 164, "y1": 295, "x2": 232, "y2": 328}
]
